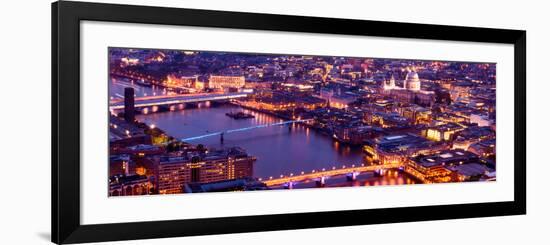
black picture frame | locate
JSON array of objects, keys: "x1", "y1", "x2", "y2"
[{"x1": 52, "y1": 1, "x2": 526, "y2": 244}]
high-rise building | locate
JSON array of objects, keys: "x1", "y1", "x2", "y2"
[
  {"x1": 124, "y1": 87, "x2": 135, "y2": 123},
  {"x1": 157, "y1": 147, "x2": 256, "y2": 194}
]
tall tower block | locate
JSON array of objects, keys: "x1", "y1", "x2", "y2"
[{"x1": 124, "y1": 87, "x2": 135, "y2": 123}]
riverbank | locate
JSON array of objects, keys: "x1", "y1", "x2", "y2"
[{"x1": 232, "y1": 101, "x2": 335, "y2": 137}]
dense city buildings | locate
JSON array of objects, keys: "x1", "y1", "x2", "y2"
[
  {"x1": 157, "y1": 147, "x2": 256, "y2": 194},
  {"x1": 107, "y1": 47, "x2": 497, "y2": 196},
  {"x1": 405, "y1": 149, "x2": 494, "y2": 183}
]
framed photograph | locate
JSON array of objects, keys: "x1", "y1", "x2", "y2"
[{"x1": 52, "y1": 1, "x2": 526, "y2": 244}]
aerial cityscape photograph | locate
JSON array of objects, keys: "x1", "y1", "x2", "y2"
[{"x1": 107, "y1": 47, "x2": 497, "y2": 196}]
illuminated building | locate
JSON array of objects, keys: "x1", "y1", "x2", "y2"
[
  {"x1": 317, "y1": 86, "x2": 358, "y2": 109},
  {"x1": 157, "y1": 147, "x2": 256, "y2": 194},
  {"x1": 438, "y1": 79, "x2": 453, "y2": 90},
  {"x1": 399, "y1": 105, "x2": 432, "y2": 125},
  {"x1": 367, "y1": 99, "x2": 396, "y2": 114},
  {"x1": 452, "y1": 126, "x2": 495, "y2": 150},
  {"x1": 450, "y1": 81, "x2": 474, "y2": 102},
  {"x1": 404, "y1": 70, "x2": 421, "y2": 91},
  {"x1": 468, "y1": 138, "x2": 496, "y2": 159},
  {"x1": 244, "y1": 81, "x2": 272, "y2": 90},
  {"x1": 164, "y1": 74, "x2": 198, "y2": 88},
  {"x1": 451, "y1": 163, "x2": 493, "y2": 181},
  {"x1": 295, "y1": 96, "x2": 327, "y2": 110},
  {"x1": 333, "y1": 126, "x2": 378, "y2": 145},
  {"x1": 328, "y1": 95, "x2": 356, "y2": 109},
  {"x1": 109, "y1": 154, "x2": 132, "y2": 176},
  {"x1": 380, "y1": 71, "x2": 436, "y2": 106},
  {"x1": 109, "y1": 174, "x2": 153, "y2": 196},
  {"x1": 109, "y1": 115, "x2": 152, "y2": 149},
  {"x1": 240, "y1": 94, "x2": 325, "y2": 111},
  {"x1": 194, "y1": 80, "x2": 205, "y2": 90},
  {"x1": 208, "y1": 75, "x2": 246, "y2": 89},
  {"x1": 280, "y1": 82, "x2": 315, "y2": 92},
  {"x1": 470, "y1": 113, "x2": 494, "y2": 127},
  {"x1": 120, "y1": 57, "x2": 139, "y2": 67},
  {"x1": 364, "y1": 134, "x2": 446, "y2": 165},
  {"x1": 382, "y1": 74, "x2": 396, "y2": 92},
  {"x1": 369, "y1": 112, "x2": 410, "y2": 128},
  {"x1": 109, "y1": 130, "x2": 164, "y2": 179},
  {"x1": 434, "y1": 112, "x2": 469, "y2": 124},
  {"x1": 253, "y1": 100, "x2": 295, "y2": 111},
  {"x1": 424, "y1": 123, "x2": 464, "y2": 141},
  {"x1": 144, "y1": 51, "x2": 166, "y2": 63},
  {"x1": 405, "y1": 149, "x2": 486, "y2": 183}
]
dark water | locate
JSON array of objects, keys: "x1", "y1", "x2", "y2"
[
  {"x1": 135, "y1": 104, "x2": 365, "y2": 178},
  {"x1": 326, "y1": 170, "x2": 417, "y2": 187}
]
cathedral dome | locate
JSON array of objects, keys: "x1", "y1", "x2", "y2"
[
  {"x1": 406, "y1": 71, "x2": 419, "y2": 81},
  {"x1": 405, "y1": 71, "x2": 421, "y2": 91}
]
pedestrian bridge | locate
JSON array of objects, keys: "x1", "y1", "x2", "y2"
[
  {"x1": 261, "y1": 162, "x2": 403, "y2": 186},
  {"x1": 180, "y1": 119, "x2": 314, "y2": 142},
  {"x1": 109, "y1": 92, "x2": 250, "y2": 110}
]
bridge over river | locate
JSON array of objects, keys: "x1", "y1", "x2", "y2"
[
  {"x1": 109, "y1": 92, "x2": 250, "y2": 110},
  {"x1": 180, "y1": 119, "x2": 314, "y2": 142},
  {"x1": 261, "y1": 162, "x2": 404, "y2": 187}
]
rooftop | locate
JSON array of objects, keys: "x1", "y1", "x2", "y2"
[
  {"x1": 415, "y1": 149, "x2": 479, "y2": 168},
  {"x1": 109, "y1": 174, "x2": 149, "y2": 185},
  {"x1": 373, "y1": 133, "x2": 434, "y2": 153},
  {"x1": 160, "y1": 147, "x2": 252, "y2": 164},
  {"x1": 448, "y1": 163, "x2": 489, "y2": 177}
]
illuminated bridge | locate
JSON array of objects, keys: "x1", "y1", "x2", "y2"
[
  {"x1": 180, "y1": 119, "x2": 313, "y2": 142},
  {"x1": 261, "y1": 162, "x2": 404, "y2": 187},
  {"x1": 109, "y1": 92, "x2": 251, "y2": 110}
]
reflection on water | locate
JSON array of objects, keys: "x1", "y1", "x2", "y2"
[
  {"x1": 352, "y1": 170, "x2": 416, "y2": 187},
  {"x1": 286, "y1": 169, "x2": 417, "y2": 189}
]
